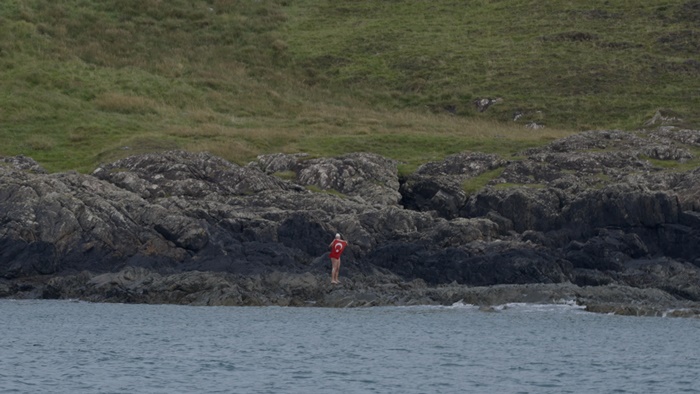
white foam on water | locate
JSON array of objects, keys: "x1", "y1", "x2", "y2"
[
  {"x1": 446, "y1": 298, "x2": 585, "y2": 313},
  {"x1": 661, "y1": 308, "x2": 699, "y2": 318},
  {"x1": 390, "y1": 301, "x2": 480, "y2": 311},
  {"x1": 493, "y1": 300, "x2": 586, "y2": 314},
  {"x1": 448, "y1": 300, "x2": 479, "y2": 309}
]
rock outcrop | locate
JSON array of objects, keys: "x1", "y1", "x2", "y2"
[{"x1": 3, "y1": 127, "x2": 700, "y2": 317}]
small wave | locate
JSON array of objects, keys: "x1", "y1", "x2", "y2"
[
  {"x1": 444, "y1": 298, "x2": 585, "y2": 313},
  {"x1": 498, "y1": 302, "x2": 586, "y2": 313},
  {"x1": 392, "y1": 302, "x2": 479, "y2": 311},
  {"x1": 448, "y1": 300, "x2": 479, "y2": 310},
  {"x1": 661, "y1": 308, "x2": 700, "y2": 318}
]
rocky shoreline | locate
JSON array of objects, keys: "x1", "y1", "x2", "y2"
[
  {"x1": 3, "y1": 267, "x2": 700, "y2": 317},
  {"x1": 3, "y1": 127, "x2": 700, "y2": 317}
]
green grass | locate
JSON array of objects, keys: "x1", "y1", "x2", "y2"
[
  {"x1": 286, "y1": 1, "x2": 700, "y2": 129},
  {"x1": 462, "y1": 167, "x2": 507, "y2": 195},
  {"x1": 305, "y1": 185, "x2": 345, "y2": 198},
  {"x1": 493, "y1": 182, "x2": 547, "y2": 190},
  {"x1": 0, "y1": 0, "x2": 698, "y2": 173},
  {"x1": 342, "y1": 0, "x2": 699, "y2": 128}
]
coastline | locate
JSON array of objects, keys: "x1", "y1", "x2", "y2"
[
  {"x1": 3, "y1": 128, "x2": 700, "y2": 317},
  {"x1": 3, "y1": 268, "x2": 700, "y2": 318}
]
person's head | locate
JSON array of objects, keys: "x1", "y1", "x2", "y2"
[{"x1": 335, "y1": 233, "x2": 341, "y2": 239}]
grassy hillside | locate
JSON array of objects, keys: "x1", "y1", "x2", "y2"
[
  {"x1": 286, "y1": 1, "x2": 700, "y2": 128},
  {"x1": 0, "y1": 0, "x2": 698, "y2": 172}
]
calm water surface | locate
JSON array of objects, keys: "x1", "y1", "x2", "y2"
[{"x1": 1, "y1": 300, "x2": 698, "y2": 393}]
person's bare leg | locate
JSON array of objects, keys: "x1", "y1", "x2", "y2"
[
  {"x1": 331, "y1": 258, "x2": 340, "y2": 283},
  {"x1": 334, "y1": 259, "x2": 341, "y2": 283},
  {"x1": 331, "y1": 259, "x2": 340, "y2": 283}
]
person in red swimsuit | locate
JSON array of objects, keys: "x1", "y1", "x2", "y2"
[{"x1": 328, "y1": 233, "x2": 348, "y2": 284}]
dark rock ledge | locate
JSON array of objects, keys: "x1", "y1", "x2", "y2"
[{"x1": 3, "y1": 128, "x2": 700, "y2": 318}]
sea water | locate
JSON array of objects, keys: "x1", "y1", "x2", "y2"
[{"x1": 1, "y1": 300, "x2": 698, "y2": 394}]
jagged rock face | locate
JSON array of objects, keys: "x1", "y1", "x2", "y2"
[
  {"x1": 367, "y1": 240, "x2": 572, "y2": 286},
  {"x1": 0, "y1": 150, "x2": 495, "y2": 281},
  {"x1": 464, "y1": 187, "x2": 567, "y2": 232},
  {"x1": 564, "y1": 229, "x2": 649, "y2": 271},
  {"x1": 3, "y1": 128, "x2": 700, "y2": 308},
  {"x1": 254, "y1": 152, "x2": 402, "y2": 206},
  {"x1": 93, "y1": 150, "x2": 300, "y2": 200},
  {"x1": 400, "y1": 152, "x2": 505, "y2": 218},
  {"x1": 0, "y1": 167, "x2": 198, "y2": 277},
  {"x1": 673, "y1": 168, "x2": 700, "y2": 210}
]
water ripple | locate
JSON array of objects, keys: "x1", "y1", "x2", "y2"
[{"x1": 1, "y1": 301, "x2": 699, "y2": 393}]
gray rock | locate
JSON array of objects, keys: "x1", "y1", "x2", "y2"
[
  {"x1": 295, "y1": 152, "x2": 401, "y2": 206},
  {"x1": 251, "y1": 152, "x2": 402, "y2": 206},
  {"x1": 26, "y1": 268, "x2": 698, "y2": 317},
  {"x1": 4, "y1": 127, "x2": 700, "y2": 315},
  {"x1": 401, "y1": 152, "x2": 506, "y2": 218},
  {"x1": 93, "y1": 150, "x2": 299, "y2": 199},
  {"x1": 1, "y1": 155, "x2": 46, "y2": 174}
]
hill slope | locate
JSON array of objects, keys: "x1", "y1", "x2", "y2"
[
  {"x1": 286, "y1": 1, "x2": 700, "y2": 128},
  {"x1": 0, "y1": 0, "x2": 698, "y2": 172}
]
